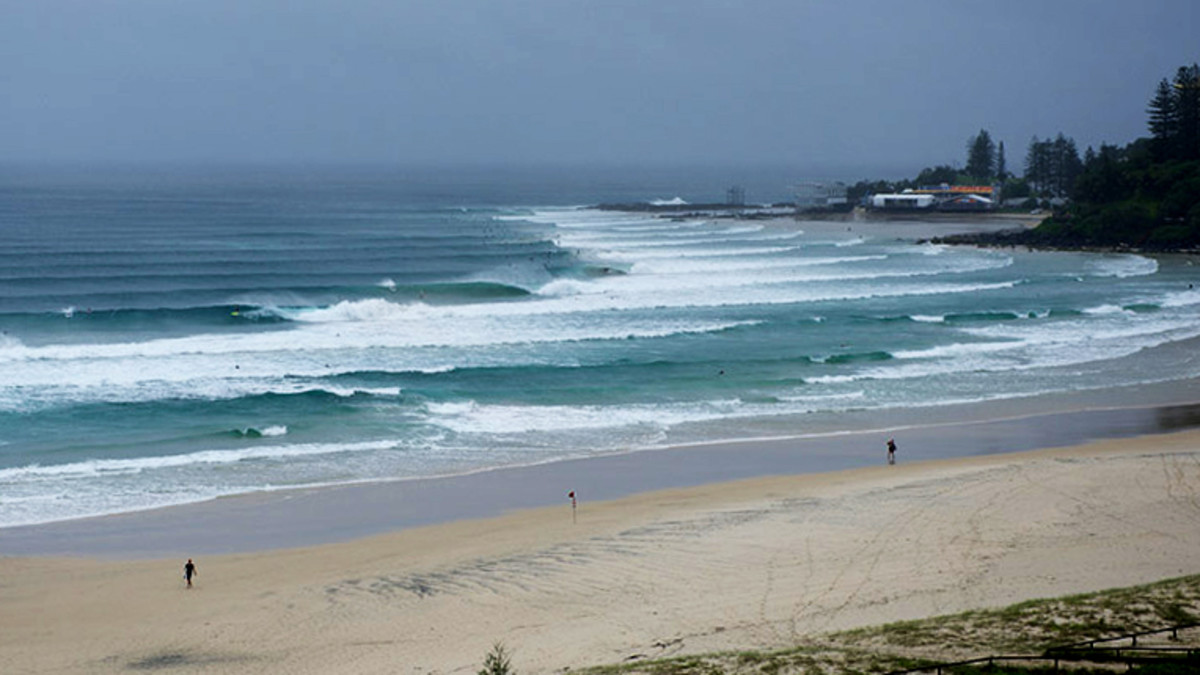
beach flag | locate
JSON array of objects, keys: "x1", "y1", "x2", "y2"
[{"x1": 568, "y1": 490, "x2": 577, "y2": 523}]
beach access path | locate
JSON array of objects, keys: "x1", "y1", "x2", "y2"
[{"x1": 2, "y1": 427, "x2": 1199, "y2": 674}]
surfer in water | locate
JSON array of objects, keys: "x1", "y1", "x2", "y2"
[{"x1": 184, "y1": 559, "x2": 197, "y2": 588}]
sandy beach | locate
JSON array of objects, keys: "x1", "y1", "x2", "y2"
[{"x1": 3, "y1": 420, "x2": 1199, "y2": 674}]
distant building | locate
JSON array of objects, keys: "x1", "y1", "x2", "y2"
[
  {"x1": 909, "y1": 184, "x2": 998, "y2": 199},
  {"x1": 868, "y1": 184, "x2": 1000, "y2": 212},
  {"x1": 794, "y1": 181, "x2": 849, "y2": 211},
  {"x1": 938, "y1": 193, "x2": 993, "y2": 211},
  {"x1": 870, "y1": 193, "x2": 937, "y2": 210}
]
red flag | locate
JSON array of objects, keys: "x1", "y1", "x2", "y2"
[{"x1": 568, "y1": 491, "x2": 575, "y2": 499}]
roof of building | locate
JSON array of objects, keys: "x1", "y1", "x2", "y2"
[{"x1": 909, "y1": 185, "x2": 996, "y2": 195}]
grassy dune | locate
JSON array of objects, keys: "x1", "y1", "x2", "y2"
[{"x1": 580, "y1": 575, "x2": 1200, "y2": 675}]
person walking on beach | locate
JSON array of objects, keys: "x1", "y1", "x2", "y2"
[
  {"x1": 184, "y1": 558, "x2": 197, "y2": 588},
  {"x1": 886, "y1": 438, "x2": 897, "y2": 465}
]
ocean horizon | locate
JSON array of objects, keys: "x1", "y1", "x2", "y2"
[{"x1": 3, "y1": 165, "x2": 1200, "y2": 529}]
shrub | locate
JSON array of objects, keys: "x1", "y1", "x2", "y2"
[{"x1": 479, "y1": 642, "x2": 515, "y2": 675}]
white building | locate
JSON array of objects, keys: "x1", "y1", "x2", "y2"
[{"x1": 869, "y1": 193, "x2": 936, "y2": 210}]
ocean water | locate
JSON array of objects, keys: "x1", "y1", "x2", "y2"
[{"x1": 2, "y1": 165, "x2": 1200, "y2": 528}]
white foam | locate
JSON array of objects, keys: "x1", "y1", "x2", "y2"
[
  {"x1": 0, "y1": 376, "x2": 405, "y2": 413},
  {"x1": 602, "y1": 244, "x2": 807, "y2": 259},
  {"x1": 9, "y1": 202, "x2": 1200, "y2": 529},
  {"x1": 0, "y1": 439, "x2": 397, "y2": 482},
  {"x1": 322, "y1": 386, "x2": 402, "y2": 398},
  {"x1": 0, "y1": 333, "x2": 25, "y2": 350},
  {"x1": 0, "y1": 268, "x2": 1021, "y2": 378},
  {"x1": 536, "y1": 279, "x2": 598, "y2": 297},
  {"x1": 237, "y1": 424, "x2": 289, "y2": 438},
  {"x1": 1161, "y1": 288, "x2": 1200, "y2": 308},
  {"x1": 1085, "y1": 254, "x2": 1158, "y2": 278},
  {"x1": 803, "y1": 374, "x2": 860, "y2": 385},
  {"x1": 424, "y1": 395, "x2": 833, "y2": 436},
  {"x1": 557, "y1": 229, "x2": 793, "y2": 249},
  {"x1": 893, "y1": 340, "x2": 1023, "y2": 360},
  {"x1": 626, "y1": 255, "x2": 888, "y2": 276},
  {"x1": 0, "y1": 316, "x2": 762, "y2": 410},
  {"x1": 608, "y1": 225, "x2": 708, "y2": 237},
  {"x1": 831, "y1": 313, "x2": 1200, "y2": 385},
  {"x1": 291, "y1": 298, "x2": 423, "y2": 323},
  {"x1": 1083, "y1": 303, "x2": 1135, "y2": 316}
]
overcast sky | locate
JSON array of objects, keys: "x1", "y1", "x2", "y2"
[{"x1": 2, "y1": 1, "x2": 1196, "y2": 175}]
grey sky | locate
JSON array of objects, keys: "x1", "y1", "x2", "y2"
[{"x1": 2, "y1": 1, "x2": 1196, "y2": 175}]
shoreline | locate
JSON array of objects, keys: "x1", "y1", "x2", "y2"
[
  {"x1": 2, "y1": 423, "x2": 1198, "y2": 673},
  {"x1": 5, "y1": 391, "x2": 1200, "y2": 559}
]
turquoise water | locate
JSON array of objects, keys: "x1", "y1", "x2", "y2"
[{"x1": 3, "y1": 166, "x2": 1200, "y2": 527}]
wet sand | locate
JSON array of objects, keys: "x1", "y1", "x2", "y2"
[{"x1": 2, "y1": 422, "x2": 1199, "y2": 674}]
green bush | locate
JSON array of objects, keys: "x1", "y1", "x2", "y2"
[{"x1": 479, "y1": 643, "x2": 515, "y2": 675}]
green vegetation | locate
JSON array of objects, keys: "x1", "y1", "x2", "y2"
[
  {"x1": 965, "y1": 129, "x2": 999, "y2": 182},
  {"x1": 573, "y1": 574, "x2": 1200, "y2": 675},
  {"x1": 1020, "y1": 117, "x2": 1200, "y2": 250},
  {"x1": 480, "y1": 642, "x2": 516, "y2": 675},
  {"x1": 989, "y1": 64, "x2": 1199, "y2": 250},
  {"x1": 856, "y1": 63, "x2": 1200, "y2": 251},
  {"x1": 1023, "y1": 134, "x2": 1082, "y2": 200},
  {"x1": 929, "y1": 664, "x2": 1200, "y2": 675}
]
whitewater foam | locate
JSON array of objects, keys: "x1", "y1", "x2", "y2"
[
  {"x1": 6, "y1": 194, "x2": 1200, "y2": 530},
  {"x1": 1085, "y1": 254, "x2": 1159, "y2": 278}
]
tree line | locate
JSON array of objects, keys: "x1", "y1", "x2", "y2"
[
  {"x1": 846, "y1": 128, "x2": 1074, "y2": 204},
  {"x1": 1023, "y1": 134, "x2": 1081, "y2": 199},
  {"x1": 853, "y1": 62, "x2": 1200, "y2": 250},
  {"x1": 937, "y1": 63, "x2": 1200, "y2": 250},
  {"x1": 1147, "y1": 64, "x2": 1200, "y2": 162}
]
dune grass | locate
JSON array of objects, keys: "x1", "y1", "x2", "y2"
[{"x1": 577, "y1": 574, "x2": 1200, "y2": 675}]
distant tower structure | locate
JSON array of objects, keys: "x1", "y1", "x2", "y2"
[{"x1": 726, "y1": 185, "x2": 746, "y2": 207}]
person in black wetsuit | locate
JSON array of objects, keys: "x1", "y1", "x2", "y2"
[{"x1": 184, "y1": 559, "x2": 197, "y2": 588}]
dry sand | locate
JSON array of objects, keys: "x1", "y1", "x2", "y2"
[{"x1": 3, "y1": 429, "x2": 1200, "y2": 674}]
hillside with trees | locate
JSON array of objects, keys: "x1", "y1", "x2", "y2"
[
  {"x1": 938, "y1": 63, "x2": 1200, "y2": 251},
  {"x1": 851, "y1": 64, "x2": 1200, "y2": 251}
]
